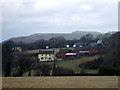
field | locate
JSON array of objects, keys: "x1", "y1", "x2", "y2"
[
  {"x1": 2, "y1": 76, "x2": 118, "y2": 88},
  {"x1": 19, "y1": 47, "x2": 74, "y2": 55},
  {"x1": 40, "y1": 55, "x2": 100, "y2": 74}
]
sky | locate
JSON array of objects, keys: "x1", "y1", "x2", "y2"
[{"x1": 1, "y1": 0, "x2": 119, "y2": 41}]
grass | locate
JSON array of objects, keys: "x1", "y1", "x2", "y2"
[
  {"x1": 18, "y1": 47, "x2": 74, "y2": 55},
  {"x1": 2, "y1": 76, "x2": 118, "y2": 88},
  {"x1": 42, "y1": 55, "x2": 100, "y2": 74}
]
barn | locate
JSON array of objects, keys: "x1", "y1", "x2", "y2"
[
  {"x1": 74, "y1": 45, "x2": 101, "y2": 55},
  {"x1": 57, "y1": 49, "x2": 77, "y2": 56}
]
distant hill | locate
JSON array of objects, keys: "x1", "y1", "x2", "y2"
[
  {"x1": 7, "y1": 31, "x2": 104, "y2": 43},
  {"x1": 8, "y1": 34, "x2": 51, "y2": 43}
]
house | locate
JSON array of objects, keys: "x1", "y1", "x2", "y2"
[
  {"x1": 38, "y1": 51, "x2": 55, "y2": 61},
  {"x1": 73, "y1": 43, "x2": 85, "y2": 47}
]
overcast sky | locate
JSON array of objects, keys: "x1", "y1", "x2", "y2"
[{"x1": 1, "y1": 0, "x2": 119, "y2": 41}]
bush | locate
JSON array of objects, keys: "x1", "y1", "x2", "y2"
[
  {"x1": 53, "y1": 67, "x2": 74, "y2": 76},
  {"x1": 79, "y1": 57, "x2": 103, "y2": 69},
  {"x1": 12, "y1": 57, "x2": 36, "y2": 76},
  {"x1": 40, "y1": 64, "x2": 52, "y2": 76},
  {"x1": 11, "y1": 67, "x2": 20, "y2": 77},
  {"x1": 99, "y1": 65, "x2": 118, "y2": 75}
]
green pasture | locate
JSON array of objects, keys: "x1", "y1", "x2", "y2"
[{"x1": 42, "y1": 55, "x2": 100, "y2": 74}]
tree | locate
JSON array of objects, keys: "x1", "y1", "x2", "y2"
[
  {"x1": 102, "y1": 32, "x2": 119, "y2": 68},
  {"x1": 53, "y1": 67, "x2": 74, "y2": 76},
  {"x1": 2, "y1": 41, "x2": 15, "y2": 76},
  {"x1": 99, "y1": 66, "x2": 118, "y2": 75},
  {"x1": 40, "y1": 64, "x2": 52, "y2": 76},
  {"x1": 16, "y1": 41, "x2": 27, "y2": 50},
  {"x1": 80, "y1": 34, "x2": 94, "y2": 44},
  {"x1": 49, "y1": 36, "x2": 66, "y2": 48},
  {"x1": 2, "y1": 41, "x2": 15, "y2": 56},
  {"x1": 101, "y1": 32, "x2": 119, "y2": 75},
  {"x1": 33, "y1": 40, "x2": 48, "y2": 49},
  {"x1": 17, "y1": 57, "x2": 35, "y2": 76}
]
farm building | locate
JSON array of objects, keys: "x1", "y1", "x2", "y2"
[
  {"x1": 57, "y1": 49, "x2": 77, "y2": 56},
  {"x1": 90, "y1": 43, "x2": 104, "y2": 47},
  {"x1": 74, "y1": 46, "x2": 101, "y2": 55},
  {"x1": 74, "y1": 46, "x2": 90, "y2": 54},
  {"x1": 38, "y1": 51, "x2": 55, "y2": 61},
  {"x1": 56, "y1": 49, "x2": 77, "y2": 60},
  {"x1": 74, "y1": 43, "x2": 85, "y2": 47}
]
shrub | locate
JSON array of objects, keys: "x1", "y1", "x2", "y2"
[
  {"x1": 11, "y1": 67, "x2": 20, "y2": 77},
  {"x1": 40, "y1": 64, "x2": 52, "y2": 76},
  {"x1": 99, "y1": 65, "x2": 118, "y2": 75},
  {"x1": 79, "y1": 57, "x2": 103, "y2": 69},
  {"x1": 53, "y1": 67, "x2": 74, "y2": 76}
]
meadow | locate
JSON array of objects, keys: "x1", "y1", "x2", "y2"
[
  {"x1": 20, "y1": 47, "x2": 74, "y2": 55},
  {"x1": 44, "y1": 55, "x2": 100, "y2": 74},
  {"x1": 2, "y1": 76, "x2": 118, "y2": 88}
]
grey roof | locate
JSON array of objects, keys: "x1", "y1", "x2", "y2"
[
  {"x1": 74, "y1": 43, "x2": 84, "y2": 46},
  {"x1": 74, "y1": 46, "x2": 92, "y2": 51},
  {"x1": 59, "y1": 49, "x2": 73, "y2": 53},
  {"x1": 39, "y1": 51, "x2": 54, "y2": 54}
]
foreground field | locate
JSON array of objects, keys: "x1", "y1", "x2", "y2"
[{"x1": 2, "y1": 76, "x2": 118, "y2": 88}]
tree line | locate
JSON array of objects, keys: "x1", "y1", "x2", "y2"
[{"x1": 3, "y1": 33, "x2": 106, "y2": 50}]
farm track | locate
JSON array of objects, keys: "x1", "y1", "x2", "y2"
[{"x1": 2, "y1": 76, "x2": 119, "y2": 88}]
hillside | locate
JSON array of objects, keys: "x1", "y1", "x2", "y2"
[
  {"x1": 48, "y1": 31, "x2": 102, "y2": 40},
  {"x1": 40, "y1": 55, "x2": 100, "y2": 74},
  {"x1": 8, "y1": 34, "x2": 51, "y2": 43},
  {"x1": 7, "y1": 31, "x2": 103, "y2": 43}
]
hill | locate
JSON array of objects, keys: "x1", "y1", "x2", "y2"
[
  {"x1": 48, "y1": 31, "x2": 103, "y2": 40},
  {"x1": 8, "y1": 34, "x2": 51, "y2": 43},
  {"x1": 7, "y1": 31, "x2": 103, "y2": 43}
]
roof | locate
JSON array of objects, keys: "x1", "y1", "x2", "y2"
[
  {"x1": 90, "y1": 43, "x2": 98, "y2": 46},
  {"x1": 39, "y1": 51, "x2": 54, "y2": 54},
  {"x1": 74, "y1": 43, "x2": 84, "y2": 46},
  {"x1": 59, "y1": 49, "x2": 73, "y2": 53},
  {"x1": 74, "y1": 46, "x2": 91, "y2": 51},
  {"x1": 90, "y1": 43, "x2": 104, "y2": 48}
]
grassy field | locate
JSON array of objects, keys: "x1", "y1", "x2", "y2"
[
  {"x1": 16, "y1": 47, "x2": 74, "y2": 55},
  {"x1": 2, "y1": 76, "x2": 118, "y2": 88},
  {"x1": 42, "y1": 55, "x2": 100, "y2": 74}
]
